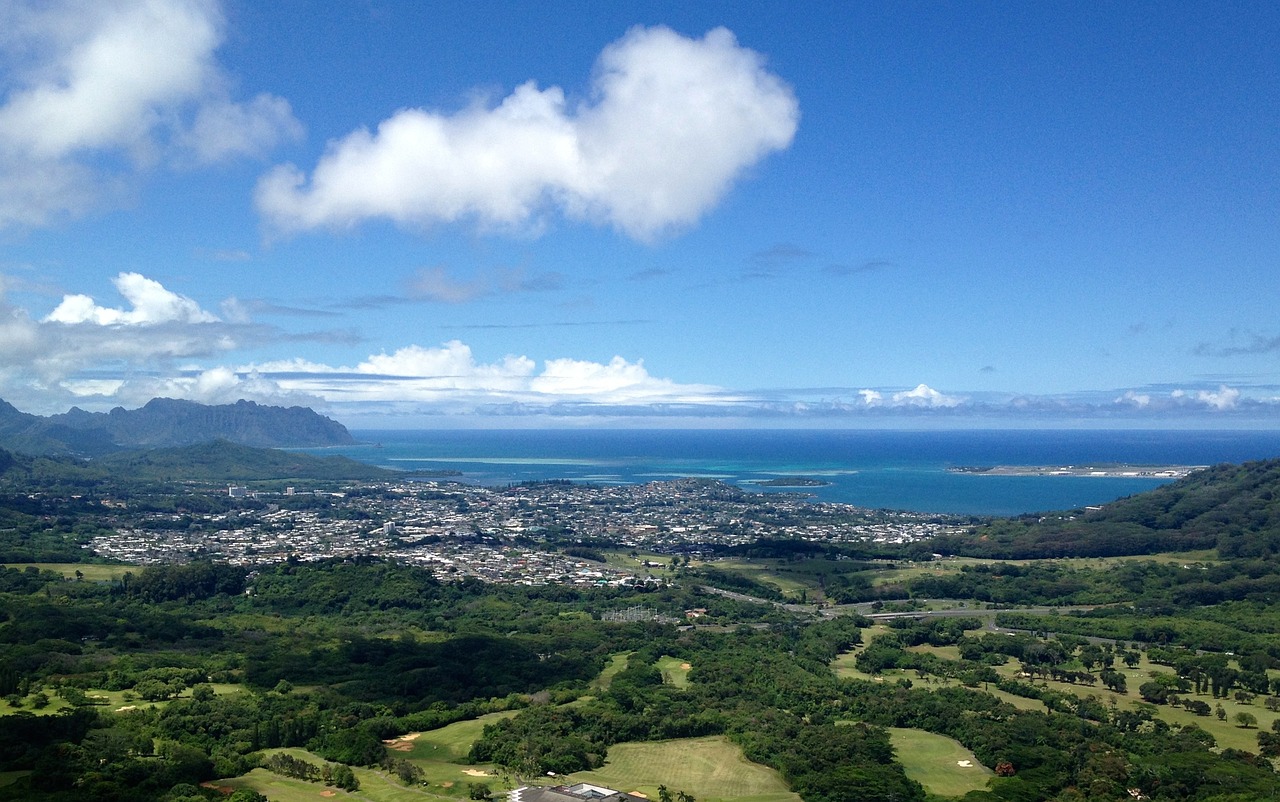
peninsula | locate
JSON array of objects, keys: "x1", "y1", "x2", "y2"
[{"x1": 947, "y1": 464, "x2": 1206, "y2": 478}]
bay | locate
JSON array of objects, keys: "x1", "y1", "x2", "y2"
[{"x1": 310, "y1": 429, "x2": 1280, "y2": 516}]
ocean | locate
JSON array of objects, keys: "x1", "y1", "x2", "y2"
[{"x1": 313, "y1": 429, "x2": 1280, "y2": 516}]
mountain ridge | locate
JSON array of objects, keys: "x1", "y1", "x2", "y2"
[{"x1": 0, "y1": 397, "x2": 355, "y2": 456}]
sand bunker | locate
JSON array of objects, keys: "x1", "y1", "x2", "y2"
[
  {"x1": 384, "y1": 731, "x2": 423, "y2": 751},
  {"x1": 463, "y1": 769, "x2": 493, "y2": 777},
  {"x1": 957, "y1": 760, "x2": 973, "y2": 768},
  {"x1": 680, "y1": 663, "x2": 692, "y2": 670},
  {"x1": 116, "y1": 705, "x2": 137, "y2": 712}
]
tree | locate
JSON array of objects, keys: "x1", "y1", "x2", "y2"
[
  {"x1": 331, "y1": 763, "x2": 359, "y2": 791},
  {"x1": 1235, "y1": 711, "x2": 1258, "y2": 729}
]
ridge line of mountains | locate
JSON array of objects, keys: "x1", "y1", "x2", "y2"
[{"x1": 0, "y1": 397, "x2": 356, "y2": 456}]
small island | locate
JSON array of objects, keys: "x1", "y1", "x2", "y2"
[
  {"x1": 948, "y1": 464, "x2": 1206, "y2": 478},
  {"x1": 746, "y1": 477, "x2": 832, "y2": 487}
]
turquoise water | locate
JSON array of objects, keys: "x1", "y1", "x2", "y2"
[{"x1": 311, "y1": 429, "x2": 1280, "y2": 516}]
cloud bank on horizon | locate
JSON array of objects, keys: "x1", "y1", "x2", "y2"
[
  {"x1": 2, "y1": 271, "x2": 1275, "y2": 426},
  {"x1": 0, "y1": 1, "x2": 1277, "y2": 428}
]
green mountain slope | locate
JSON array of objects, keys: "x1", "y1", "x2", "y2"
[
  {"x1": 0, "y1": 397, "x2": 356, "y2": 456},
  {"x1": 0, "y1": 440, "x2": 395, "y2": 488},
  {"x1": 931, "y1": 458, "x2": 1280, "y2": 559}
]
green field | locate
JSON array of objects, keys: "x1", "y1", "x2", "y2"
[
  {"x1": 831, "y1": 627, "x2": 1046, "y2": 712},
  {"x1": 839, "y1": 628, "x2": 1277, "y2": 751},
  {"x1": 568, "y1": 736, "x2": 799, "y2": 802},
  {"x1": 592, "y1": 652, "x2": 632, "y2": 691},
  {"x1": 391, "y1": 711, "x2": 518, "y2": 763},
  {"x1": 217, "y1": 746, "x2": 484, "y2": 802},
  {"x1": 2, "y1": 562, "x2": 134, "y2": 581},
  {"x1": 887, "y1": 728, "x2": 992, "y2": 797},
  {"x1": 0, "y1": 771, "x2": 30, "y2": 788},
  {"x1": 655, "y1": 655, "x2": 691, "y2": 688},
  {"x1": 0, "y1": 683, "x2": 244, "y2": 717},
  {"x1": 985, "y1": 650, "x2": 1279, "y2": 752}
]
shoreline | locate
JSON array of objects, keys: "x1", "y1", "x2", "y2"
[{"x1": 948, "y1": 464, "x2": 1206, "y2": 478}]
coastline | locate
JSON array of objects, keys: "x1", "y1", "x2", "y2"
[{"x1": 947, "y1": 464, "x2": 1206, "y2": 478}]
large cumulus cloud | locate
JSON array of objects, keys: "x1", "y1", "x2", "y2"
[
  {"x1": 0, "y1": 0, "x2": 302, "y2": 227},
  {"x1": 256, "y1": 25, "x2": 799, "y2": 241}
]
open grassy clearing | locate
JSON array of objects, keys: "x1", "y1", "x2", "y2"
[
  {"x1": 831, "y1": 626, "x2": 1046, "y2": 712},
  {"x1": 987, "y1": 650, "x2": 1279, "y2": 752},
  {"x1": 0, "y1": 682, "x2": 245, "y2": 717},
  {"x1": 390, "y1": 711, "x2": 518, "y2": 763},
  {"x1": 592, "y1": 652, "x2": 632, "y2": 691},
  {"x1": 887, "y1": 727, "x2": 992, "y2": 798},
  {"x1": 857, "y1": 628, "x2": 1277, "y2": 749},
  {"x1": 568, "y1": 736, "x2": 800, "y2": 802},
  {"x1": 655, "y1": 655, "x2": 691, "y2": 688},
  {"x1": 3, "y1": 562, "x2": 134, "y2": 581},
  {"x1": 709, "y1": 559, "x2": 818, "y2": 600},
  {"x1": 219, "y1": 747, "x2": 480, "y2": 802},
  {"x1": 0, "y1": 771, "x2": 30, "y2": 788},
  {"x1": 600, "y1": 550, "x2": 673, "y2": 576}
]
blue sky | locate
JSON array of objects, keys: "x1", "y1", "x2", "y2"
[{"x1": 1, "y1": 1, "x2": 1278, "y2": 428}]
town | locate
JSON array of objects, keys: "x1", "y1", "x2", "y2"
[{"x1": 87, "y1": 477, "x2": 964, "y2": 584}]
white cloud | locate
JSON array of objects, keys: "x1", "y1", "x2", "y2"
[
  {"x1": 44, "y1": 272, "x2": 219, "y2": 325},
  {"x1": 857, "y1": 384, "x2": 964, "y2": 409},
  {"x1": 243, "y1": 341, "x2": 725, "y2": 408},
  {"x1": 0, "y1": 0, "x2": 301, "y2": 227},
  {"x1": 256, "y1": 25, "x2": 798, "y2": 241},
  {"x1": 181, "y1": 93, "x2": 305, "y2": 164},
  {"x1": 1116, "y1": 390, "x2": 1151, "y2": 407},
  {"x1": 1172, "y1": 385, "x2": 1241, "y2": 411}
]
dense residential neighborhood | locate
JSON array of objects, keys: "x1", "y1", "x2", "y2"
[{"x1": 86, "y1": 478, "x2": 961, "y2": 583}]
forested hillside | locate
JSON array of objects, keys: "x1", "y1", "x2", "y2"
[{"x1": 931, "y1": 458, "x2": 1280, "y2": 559}]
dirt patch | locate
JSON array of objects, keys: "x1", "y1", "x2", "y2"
[
  {"x1": 442, "y1": 781, "x2": 455, "y2": 788},
  {"x1": 320, "y1": 792, "x2": 336, "y2": 798},
  {"x1": 462, "y1": 769, "x2": 493, "y2": 777},
  {"x1": 199, "y1": 782, "x2": 235, "y2": 794}
]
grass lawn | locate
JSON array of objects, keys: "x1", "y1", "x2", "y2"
[
  {"x1": 887, "y1": 728, "x2": 992, "y2": 798},
  {"x1": 980, "y1": 645, "x2": 1278, "y2": 750},
  {"x1": 0, "y1": 771, "x2": 30, "y2": 788},
  {"x1": 0, "y1": 683, "x2": 247, "y2": 717},
  {"x1": 378, "y1": 711, "x2": 519, "y2": 796},
  {"x1": 655, "y1": 655, "x2": 691, "y2": 688},
  {"x1": 220, "y1": 748, "x2": 477, "y2": 801},
  {"x1": 568, "y1": 736, "x2": 799, "y2": 802},
  {"x1": 391, "y1": 711, "x2": 518, "y2": 763},
  {"x1": 592, "y1": 652, "x2": 632, "y2": 691},
  {"x1": 3, "y1": 562, "x2": 134, "y2": 581}
]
